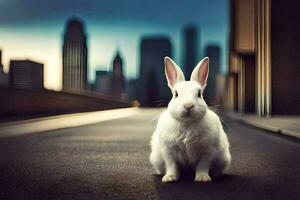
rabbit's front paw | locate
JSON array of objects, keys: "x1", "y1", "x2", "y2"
[
  {"x1": 162, "y1": 174, "x2": 179, "y2": 183},
  {"x1": 155, "y1": 169, "x2": 163, "y2": 176},
  {"x1": 195, "y1": 173, "x2": 211, "y2": 182}
]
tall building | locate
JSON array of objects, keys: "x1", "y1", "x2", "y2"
[
  {"x1": 138, "y1": 37, "x2": 172, "y2": 107},
  {"x1": 225, "y1": 0, "x2": 300, "y2": 115},
  {"x1": 125, "y1": 79, "x2": 137, "y2": 102},
  {"x1": 111, "y1": 50, "x2": 125, "y2": 98},
  {"x1": 0, "y1": 50, "x2": 9, "y2": 87},
  {"x1": 63, "y1": 17, "x2": 88, "y2": 91},
  {"x1": 183, "y1": 26, "x2": 199, "y2": 77},
  {"x1": 9, "y1": 60, "x2": 44, "y2": 90},
  {"x1": 204, "y1": 45, "x2": 221, "y2": 105},
  {"x1": 93, "y1": 70, "x2": 112, "y2": 94}
]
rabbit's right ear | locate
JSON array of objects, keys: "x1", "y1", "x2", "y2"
[{"x1": 164, "y1": 57, "x2": 185, "y2": 89}]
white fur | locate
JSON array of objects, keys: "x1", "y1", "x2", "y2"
[{"x1": 149, "y1": 57, "x2": 231, "y2": 183}]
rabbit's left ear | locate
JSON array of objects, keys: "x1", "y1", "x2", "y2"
[
  {"x1": 190, "y1": 57, "x2": 209, "y2": 89},
  {"x1": 164, "y1": 57, "x2": 185, "y2": 89}
]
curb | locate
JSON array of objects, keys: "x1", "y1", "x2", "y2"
[
  {"x1": 240, "y1": 118, "x2": 300, "y2": 139},
  {"x1": 227, "y1": 113, "x2": 300, "y2": 140}
]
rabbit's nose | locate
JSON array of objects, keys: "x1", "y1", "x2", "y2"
[{"x1": 184, "y1": 104, "x2": 194, "y2": 111}]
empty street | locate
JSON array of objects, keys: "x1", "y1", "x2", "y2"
[{"x1": 0, "y1": 109, "x2": 299, "y2": 200}]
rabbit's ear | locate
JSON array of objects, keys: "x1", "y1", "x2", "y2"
[
  {"x1": 164, "y1": 57, "x2": 185, "y2": 89},
  {"x1": 190, "y1": 57, "x2": 209, "y2": 88}
]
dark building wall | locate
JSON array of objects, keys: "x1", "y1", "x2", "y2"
[
  {"x1": 9, "y1": 60, "x2": 44, "y2": 90},
  {"x1": 63, "y1": 18, "x2": 88, "y2": 91},
  {"x1": 138, "y1": 37, "x2": 172, "y2": 107},
  {"x1": 243, "y1": 55, "x2": 255, "y2": 113},
  {"x1": 204, "y1": 45, "x2": 221, "y2": 105},
  {"x1": 183, "y1": 26, "x2": 198, "y2": 77},
  {"x1": 271, "y1": 0, "x2": 300, "y2": 114}
]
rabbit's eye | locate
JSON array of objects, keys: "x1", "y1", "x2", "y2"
[
  {"x1": 198, "y1": 90, "x2": 201, "y2": 98},
  {"x1": 174, "y1": 90, "x2": 178, "y2": 98}
]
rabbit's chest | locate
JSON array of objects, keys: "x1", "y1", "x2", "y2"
[{"x1": 172, "y1": 128, "x2": 213, "y2": 165}]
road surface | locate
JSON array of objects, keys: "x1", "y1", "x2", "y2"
[{"x1": 0, "y1": 109, "x2": 299, "y2": 200}]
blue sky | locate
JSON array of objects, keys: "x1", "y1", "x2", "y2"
[{"x1": 0, "y1": 0, "x2": 229, "y2": 91}]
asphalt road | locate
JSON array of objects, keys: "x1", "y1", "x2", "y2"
[{"x1": 0, "y1": 109, "x2": 299, "y2": 200}]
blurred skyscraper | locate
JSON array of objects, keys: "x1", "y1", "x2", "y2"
[
  {"x1": 9, "y1": 60, "x2": 44, "y2": 90},
  {"x1": 204, "y1": 45, "x2": 221, "y2": 105},
  {"x1": 0, "y1": 50, "x2": 9, "y2": 87},
  {"x1": 111, "y1": 50, "x2": 125, "y2": 99},
  {"x1": 62, "y1": 18, "x2": 88, "y2": 92},
  {"x1": 138, "y1": 37, "x2": 172, "y2": 107},
  {"x1": 183, "y1": 26, "x2": 199, "y2": 77},
  {"x1": 125, "y1": 79, "x2": 137, "y2": 102},
  {"x1": 93, "y1": 70, "x2": 112, "y2": 94}
]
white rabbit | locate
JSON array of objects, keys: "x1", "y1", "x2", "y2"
[{"x1": 149, "y1": 57, "x2": 231, "y2": 183}]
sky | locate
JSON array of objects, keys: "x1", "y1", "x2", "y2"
[{"x1": 0, "y1": 0, "x2": 229, "y2": 91}]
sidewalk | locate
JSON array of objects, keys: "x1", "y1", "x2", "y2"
[{"x1": 227, "y1": 112, "x2": 300, "y2": 139}]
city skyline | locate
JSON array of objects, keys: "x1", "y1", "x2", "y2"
[{"x1": 0, "y1": 0, "x2": 229, "y2": 91}]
